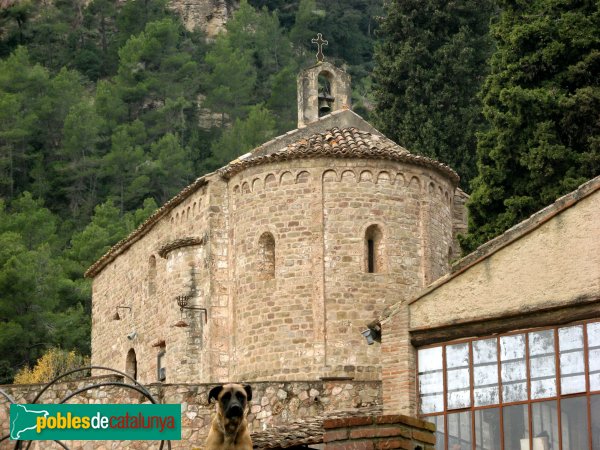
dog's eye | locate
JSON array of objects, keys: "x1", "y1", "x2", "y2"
[
  {"x1": 236, "y1": 392, "x2": 246, "y2": 402},
  {"x1": 221, "y1": 392, "x2": 231, "y2": 402}
]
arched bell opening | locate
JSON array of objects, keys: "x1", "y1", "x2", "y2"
[{"x1": 318, "y1": 71, "x2": 334, "y2": 116}]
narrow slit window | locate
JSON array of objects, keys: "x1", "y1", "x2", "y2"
[
  {"x1": 126, "y1": 349, "x2": 137, "y2": 381},
  {"x1": 368, "y1": 239, "x2": 375, "y2": 273},
  {"x1": 365, "y1": 225, "x2": 383, "y2": 273},
  {"x1": 258, "y1": 232, "x2": 275, "y2": 279}
]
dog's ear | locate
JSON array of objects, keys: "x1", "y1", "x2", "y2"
[
  {"x1": 243, "y1": 384, "x2": 252, "y2": 402},
  {"x1": 209, "y1": 385, "x2": 223, "y2": 403}
]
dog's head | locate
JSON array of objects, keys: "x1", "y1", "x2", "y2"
[{"x1": 209, "y1": 383, "x2": 252, "y2": 420}]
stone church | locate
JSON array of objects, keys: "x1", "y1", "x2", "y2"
[
  {"x1": 87, "y1": 57, "x2": 600, "y2": 449},
  {"x1": 87, "y1": 60, "x2": 466, "y2": 386}
]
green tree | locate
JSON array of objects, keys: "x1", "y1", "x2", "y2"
[
  {"x1": 372, "y1": 0, "x2": 495, "y2": 186},
  {"x1": 101, "y1": 122, "x2": 151, "y2": 213},
  {"x1": 204, "y1": 38, "x2": 257, "y2": 124},
  {"x1": 115, "y1": 0, "x2": 171, "y2": 48},
  {"x1": 204, "y1": 0, "x2": 297, "y2": 131},
  {"x1": 461, "y1": 0, "x2": 600, "y2": 252},
  {"x1": 0, "y1": 0, "x2": 36, "y2": 57},
  {"x1": 148, "y1": 133, "x2": 193, "y2": 203},
  {"x1": 0, "y1": 192, "x2": 58, "y2": 251},
  {"x1": 0, "y1": 48, "x2": 48, "y2": 199},
  {"x1": 0, "y1": 195, "x2": 67, "y2": 382},
  {"x1": 76, "y1": 0, "x2": 119, "y2": 79},
  {"x1": 289, "y1": 0, "x2": 319, "y2": 53},
  {"x1": 109, "y1": 17, "x2": 201, "y2": 149},
  {"x1": 206, "y1": 104, "x2": 276, "y2": 170},
  {"x1": 55, "y1": 100, "x2": 103, "y2": 221}
]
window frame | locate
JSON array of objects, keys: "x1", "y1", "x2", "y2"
[{"x1": 417, "y1": 318, "x2": 600, "y2": 450}]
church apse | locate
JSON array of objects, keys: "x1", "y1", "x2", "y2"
[{"x1": 88, "y1": 50, "x2": 461, "y2": 386}]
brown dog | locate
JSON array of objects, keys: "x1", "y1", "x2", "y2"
[{"x1": 205, "y1": 383, "x2": 253, "y2": 450}]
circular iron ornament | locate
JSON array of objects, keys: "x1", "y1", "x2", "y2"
[{"x1": 0, "y1": 366, "x2": 172, "y2": 450}]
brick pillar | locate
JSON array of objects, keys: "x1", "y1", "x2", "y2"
[
  {"x1": 323, "y1": 415, "x2": 436, "y2": 450},
  {"x1": 381, "y1": 303, "x2": 417, "y2": 416}
]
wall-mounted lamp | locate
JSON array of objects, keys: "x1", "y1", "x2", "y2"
[
  {"x1": 112, "y1": 305, "x2": 131, "y2": 321},
  {"x1": 361, "y1": 322, "x2": 382, "y2": 345},
  {"x1": 172, "y1": 294, "x2": 207, "y2": 327}
]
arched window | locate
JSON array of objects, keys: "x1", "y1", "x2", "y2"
[
  {"x1": 365, "y1": 225, "x2": 384, "y2": 273},
  {"x1": 148, "y1": 255, "x2": 157, "y2": 296},
  {"x1": 126, "y1": 349, "x2": 137, "y2": 380},
  {"x1": 318, "y1": 71, "x2": 334, "y2": 117},
  {"x1": 258, "y1": 232, "x2": 275, "y2": 279}
]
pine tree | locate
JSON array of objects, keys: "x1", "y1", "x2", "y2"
[
  {"x1": 461, "y1": 0, "x2": 600, "y2": 252},
  {"x1": 206, "y1": 104, "x2": 276, "y2": 171},
  {"x1": 148, "y1": 132, "x2": 193, "y2": 203},
  {"x1": 0, "y1": 194, "x2": 66, "y2": 382},
  {"x1": 372, "y1": 0, "x2": 495, "y2": 186}
]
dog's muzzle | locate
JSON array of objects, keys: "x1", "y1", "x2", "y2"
[{"x1": 226, "y1": 403, "x2": 244, "y2": 418}]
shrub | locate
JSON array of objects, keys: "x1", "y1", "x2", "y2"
[{"x1": 13, "y1": 348, "x2": 90, "y2": 384}]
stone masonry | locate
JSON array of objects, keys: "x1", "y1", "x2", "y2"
[
  {"x1": 0, "y1": 376, "x2": 380, "y2": 449},
  {"x1": 87, "y1": 59, "x2": 465, "y2": 391},
  {"x1": 88, "y1": 114, "x2": 462, "y2": 386}
]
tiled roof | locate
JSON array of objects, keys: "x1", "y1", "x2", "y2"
[
  {"x1": 85, "y1": 121, "x2": 459, "y2": 278},
  {"x1": 219, "y1": 127, "x2": 459, "y2": 184},
  {"x1": 251, "y1": 406, "x2": 382, "y2": 449}
]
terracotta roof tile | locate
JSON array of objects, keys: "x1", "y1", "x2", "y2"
[
  {"x1": 251, "y1": 406, "x2": 382, "y2": 449},
  {"x1": 219, "y1": 127, "x2": 458, "y2": 184},
  {"x1": 86, "y1": 124, "x2": 459, "y2": 278}
]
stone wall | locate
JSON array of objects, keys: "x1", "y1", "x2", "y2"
[
  {"x1": 0, "y1": 377, "x2": 380, "y2": 449},
  {"x1": 91, "y1": 178, "x2": 231, "y2": 385},
  {"x1": 228, "y1": 158, "x2": 454, "y2": 382},
  {"x1": 323, "y1": 415, "x2": 435, "y2": 450}
]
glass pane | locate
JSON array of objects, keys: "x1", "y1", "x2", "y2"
[
  {"x1": 447, "y1": 343, "x2": 471, "y2": 409},
  {"x1": 559, "y1": 326, "x2": 586, "y2": 394},
  {"x1": 501, "y1": 334, "x2": 528, "y2": 402},
  {"x1": 591, "y1": 395, "x2": 600, "y2": 450},
  {"x1": 424, "y1": 415, "x2": 445, "y2": 450},
  {"x1": 503, "y1": 404, "x2": 529, "y2": 450},
  {"x1": 560, "y1": 396, "x2": 589, "y2": 450},
  {"x1": 588, "y1": 322, "x2": 600, "y2": 391},
  {"x1": 475, "y1": 408, "x2": 501, "y2": 450},
  {"x1": 447, "y1": 411, "x2": 472, "y2": 450},
  {"x1": 473, "y1": 339, "x2": 499, "y2": 406},
  {"x1": 528, "y1": 329, "x2": 557, "y2": 399},
  {"x1": 419, "y1": 347, "x2": 444, "y2": 414},
  {"x1": 532, "y1": 400, "x2": 559, "y2": 450}
]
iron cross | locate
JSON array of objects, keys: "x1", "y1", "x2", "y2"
[{"x1": 311, "y1": 33, "x2": 328, "y2": 62}]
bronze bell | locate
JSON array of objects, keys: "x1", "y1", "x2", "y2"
[{"x1": 319, "y1": 96, "x2": 331, "y2": 114}]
